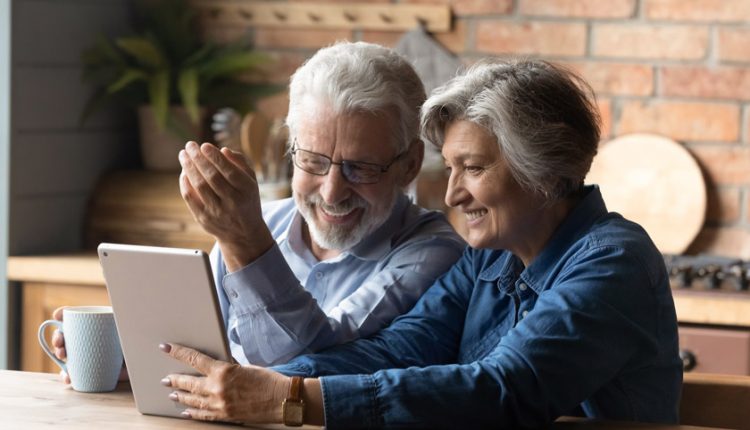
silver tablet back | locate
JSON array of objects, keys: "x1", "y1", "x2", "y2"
[{"x1": 98, "y1": 243, "x2": 231, "y2": 418}]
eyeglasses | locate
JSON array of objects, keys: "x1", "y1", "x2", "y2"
[{"x1": 291, "y1": 142, "x2": 406, "y2": 184}]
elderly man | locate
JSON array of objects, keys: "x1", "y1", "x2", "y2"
[
  {"x1": 180, "y1": 41, "x2": 464, "y2": 366},
  {"x1": 53, "y1": 41, "x2": 464, "y2": 371}
]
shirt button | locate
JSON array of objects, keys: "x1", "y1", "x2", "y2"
[
  {"x1": 230, "y1": 290, "x2": 239, "y2": 299},
  {"x1": 315, "y1": 272, "x2": 323, "y2": 280},
  {"x1": 519, "y1": 283, "x2": 528, "y2": 291},
  {"x1": 521, "y1": 310, "x2": 529, "y2": 318}
]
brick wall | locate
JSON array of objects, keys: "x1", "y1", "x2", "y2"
[{"x1": 205, "y1": 0, "x2": 750, "y2": 259}]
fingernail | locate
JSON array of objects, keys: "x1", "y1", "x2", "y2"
[
  {"x1": 160, "y1": 377, "x2": 171, "y2": 387},
  {"x1": 181, "y1": 410, "x2": 191, "y2": 418},
  {"x1": 169, "y1": 391, "x2": 178, "y2": 401},
  {"x1": 159, "y1": 343, "x2": 171, "y2": 353}
]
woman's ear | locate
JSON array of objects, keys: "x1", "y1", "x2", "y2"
[{"x1": 398, "y1": 139, "x2": 424, "y2": 187}]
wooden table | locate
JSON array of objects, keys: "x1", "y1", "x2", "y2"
[
  {"x1": 0, "y1": 370, "x2": 722, "y2": 429},
  {"x1": 0, "y1": 370, "x2": 303, "y2": 429}
]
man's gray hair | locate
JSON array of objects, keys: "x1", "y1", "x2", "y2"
[
  {"x1": 286, "y1": 41, "x2": 426, "y2": 153},
  {"x1": 421, "y1": 59, "x2": 601, "y2": 201}
]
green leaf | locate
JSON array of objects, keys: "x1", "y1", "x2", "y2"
[
  {"x1": 165, "y1": 111, "x2": 197, "y2": 142},
  {"x1": 148, "y1": 70, "x2": 170, "y2": 129},
  {"x1": 116, "y1": 37, "x2": 165, "y2": 69},
  {"x1": 107, "y1": 68, "x2": 149, "y2": 93},
  {"x1": 199, "y1": 51, "x2": 272, "y2": 80},
  {"x1": 183, "y1": 44, "x2": 216, "y2": 67},
  {"x1": 202, "y1": 81, "x2": 284, "y2": 113},
  {"x1": 78, "y1": 88, "x2": 109, "y2": 127},
  {"x1": 177, "y1": 68, "x2": 200, "y2": 124}
]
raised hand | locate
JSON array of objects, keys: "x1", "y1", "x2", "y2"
[{"x1": 179, "y1": 141, "x2": 275, "y2": 271}]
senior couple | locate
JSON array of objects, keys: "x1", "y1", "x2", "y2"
[{"x1": 54, "y1": 42, "x2": 682, "y2": 428}]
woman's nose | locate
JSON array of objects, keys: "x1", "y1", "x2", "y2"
[{"x1": 444, "y1": 172, "x2": 466, "y2": 208}]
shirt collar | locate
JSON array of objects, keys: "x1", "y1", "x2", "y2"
[
  {"x1": 521, "y1": 185, "x2": 607, "y2": 293},
  {"x1": 476, "y1": 185, "x2": 608, "y2": 294},
  {"x1": 348, "y1": 193, "x2": 410, "y2": 261}
]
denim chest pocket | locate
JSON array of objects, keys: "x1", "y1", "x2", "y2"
[
  {"x1": 457, "y1": 289, "x2": 538, "y2": 364},
  {"x1": 457, "y1": 289, "x2": 516, "y2": 363}
]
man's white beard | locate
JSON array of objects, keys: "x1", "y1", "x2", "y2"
[{"x1": 296, "y1": 190, "x2": 397, "y2": 251}]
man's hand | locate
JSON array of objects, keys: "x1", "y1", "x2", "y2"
[
  {"x1": 50, "y1": 306, "x2": 128, "y2": 384},
  {"x1": 161, "y1": 343, "x2": 288, "y2": 424},
  {"x1": 179, "y1": 141, "x2": 275, "y2": 272}
]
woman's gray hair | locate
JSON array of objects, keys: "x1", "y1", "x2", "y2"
[
  {"x1": 421, "y1": 59, "x2": 601, "y2": 201},
  {"x1": 286, "y1": 41, "x2": 426, "y2": 153}
]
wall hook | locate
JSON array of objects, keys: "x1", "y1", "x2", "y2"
[
  {"x1": 342, "y1": 11, "x2": 357, "y2": 22},
  {"x1": 378, "y1": 12, "x2": 393, "y2": 24},
  {"x1": 238, "y1": 8, "x2": 253, "y2": 20},
  {"x1": 209, "y1": 7, "x2": 222, "y2": 19},
  {"x1": 307, "y1": 12, "x2": 322, "y2": 22}
]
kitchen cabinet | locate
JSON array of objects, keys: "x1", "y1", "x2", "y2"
[
  {"x1": 8, "y1": 254, "x2": 108, "y2": 373},
  {"x1": 673, "y1": 289, "x2": 750, "y2": 376}
]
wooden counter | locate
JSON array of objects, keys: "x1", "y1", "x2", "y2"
[
  {"x1": 8, "y1": 254, "x2": 110, "y2": 373},
  {"x1": 672, "y1": 289, "x2": 750, "y2": 326}
]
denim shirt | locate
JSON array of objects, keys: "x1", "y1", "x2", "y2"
[
  {"x1": 212, "y1": 193, "x2": 465, "y2": 366},
  {"x1": 274, "y1": 186, "x2": 682, "y2": 429}
]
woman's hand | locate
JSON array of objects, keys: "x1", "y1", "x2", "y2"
[{"x1": 161, "y1": 343, "x2": 289, "y2": 424}]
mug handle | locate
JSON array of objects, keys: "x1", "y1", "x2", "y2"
[{"x1": 38, "y1": 320, "x2": 67, "y2": 373}]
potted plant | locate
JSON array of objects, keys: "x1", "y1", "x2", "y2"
[{"x1": 81, "y1": 0, "x2": 278, "y2": 171}]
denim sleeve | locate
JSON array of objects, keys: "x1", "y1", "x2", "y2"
[
  {"x1": 273, "y1": 249, "x2": 477, "y2": 377},
  {"x1": 221, "y1": 234, "x2": 464, "y2": 366},
  {"x1": 282, "y1": 246, "x2": 665, "y2": 429}
]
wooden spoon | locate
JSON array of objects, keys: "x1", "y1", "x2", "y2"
[
  {"x1": 266, "y1": 119, "x2": 289, "y2": 182},
  {"x1": 240, "y1": 112, "x2": 271, "y2": 182}
]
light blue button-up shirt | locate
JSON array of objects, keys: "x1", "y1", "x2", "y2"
[
  {"x1": 211, "y1": 193, "x2": 465, "y2": 366},
  {"x1": 274, "y1": 186, "x2": 682, "y2": 428}
]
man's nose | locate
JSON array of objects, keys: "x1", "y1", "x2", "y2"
[{"x1": 319, "y1": 165, "x2": 351, "y2": 205}]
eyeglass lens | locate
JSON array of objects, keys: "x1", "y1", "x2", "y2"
[{"x1": 292, "y1": 148, "x2": 387, "y2": 184}]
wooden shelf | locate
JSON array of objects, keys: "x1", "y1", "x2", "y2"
[{"x1": 191, "y1": 0, "x2": 452, "y2": 32}]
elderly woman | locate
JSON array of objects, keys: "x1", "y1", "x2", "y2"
[{"x1": 161, "y1": 59, "x2": 682, "y2": 428}]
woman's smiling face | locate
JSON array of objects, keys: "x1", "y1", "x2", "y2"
[{"x1": 442, "y1": 120, "x2": 545, "y2": 251}]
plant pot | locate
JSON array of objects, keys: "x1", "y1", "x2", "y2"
[{"x1": 138, "y1": 105, "x2": 206, "y2": 172}]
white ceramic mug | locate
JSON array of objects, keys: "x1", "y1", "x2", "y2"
[{"x1": 38, "y1": 306, "x2": 123, "y2": 392}]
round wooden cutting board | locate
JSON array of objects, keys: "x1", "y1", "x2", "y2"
[{"x1": 585, "y1": 133, "x2": 706, "y2": 254}]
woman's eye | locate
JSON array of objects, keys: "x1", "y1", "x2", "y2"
[{"x1": 466, "y1": 165, "x2": 483, "y2": 174}]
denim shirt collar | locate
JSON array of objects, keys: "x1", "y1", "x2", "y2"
[{"x1": 477, "y1": 185, "x2": 608, "y2": 294}]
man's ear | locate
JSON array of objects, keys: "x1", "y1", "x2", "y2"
[{"x1": 398, "y1": 139, "x2": 424, "y2": 187}]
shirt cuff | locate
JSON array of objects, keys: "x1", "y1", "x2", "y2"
[
  {"x1": 221, "y1": 244, "x2": 299, "y2": 314},
  {"x1": 320, "y1": 374, "x2": 382, "y2": 429}
]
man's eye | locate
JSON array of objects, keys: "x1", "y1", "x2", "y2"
[{"x1": 348, "y1": 163, "x2": 378, "y2": 173}]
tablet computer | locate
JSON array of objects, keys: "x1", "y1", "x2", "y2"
[{"x1": 98, "y1": 243, "x2": 231, "y2": 418}]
